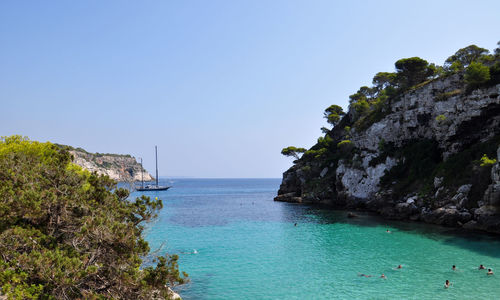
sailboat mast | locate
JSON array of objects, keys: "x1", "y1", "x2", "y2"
[
  {"x1": 155, "y1": 145, "x2": 159, "y2": 187},
  {"x1": 140, "y1": 158, "x2": 144, "y2": 189}
]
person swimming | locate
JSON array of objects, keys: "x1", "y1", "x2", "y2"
[
  {"x1": 479, "y1": 264, "x2": 486, "y2": 270},
  {"x1": 386, "y1": 229, "x2": 391, "y2": 233},
  {"x1": 397, "y1": 264, "x2": 402, "y2": 269},
  {"x1": 358, "y1": 273, "x2": 372, "y2": 278},
  {"x1": 444, "y1": 280, "x2": 451, "y2": 288},
  {"x1": 380, "y1": 274, "x2": 386, "y2": 279},
  {"x1": 452, "y1": 265, "x2": 456, "y2": 271},
  {"x1": 487, "y1": 269, "x2": 494, "y2": 275}
]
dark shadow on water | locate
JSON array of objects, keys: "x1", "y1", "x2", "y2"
[{"x1": 288, "y1": 203, "x2": 500, "y2": 258}]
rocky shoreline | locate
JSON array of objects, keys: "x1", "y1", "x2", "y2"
[
  {"x1": 279, "y1": 147, "x2": 499, "y2": 231},
  {"x1": 276, "y1": 145, "x2": 500, "y2": 233}
]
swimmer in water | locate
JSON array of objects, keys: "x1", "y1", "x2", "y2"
[
  {"x1": 487, "y1": 269, "x2": 494, "y2": 275},
  {"x1": 294, "y1": 223, "x2": 297, "y2": 226},
  {"x1": 397, "y1": 264, "x2": 402, "y2": 269},
  {"x1": 380, "y1": 274, "x2": 386, "y2": 279},
  {"x1": 444, "y1": 280, "x2": 451, "y2": 288},
  {"x1": 479, "y1": 264, "x2": 486, "y2": 270},
  {"x1": 358, "y1": 273, "x2": 372, "y2": 278},
  {"x1": 452, "y1": 265, "x2": 456, "y2": 271},
  {"x1": 386, "y1": 229, "x2": 391, "y2": 233}
]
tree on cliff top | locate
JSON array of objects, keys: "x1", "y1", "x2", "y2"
[
  {"x1": 0, "y1": 136, "x2": 187, "y2": 299},
  {"x1": 394, "y1": 57, "x2": 435, "y2": 89},
  {"x1": 372, "y1": 72, "x2": 397, "y2": 91},
  {"x1": 324, "y1": 104, "x2": 345, "y2": 127},
  {"x1": 281, "y1": 146, "x2": 307, "y2": 160},
  {"x1": 444, "y1": 44, "x2": 490, "y2": 72}
]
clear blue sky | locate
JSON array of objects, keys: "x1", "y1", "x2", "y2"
[{"x1": 1, "y1": 0, "x2": 499, "y2": 178}]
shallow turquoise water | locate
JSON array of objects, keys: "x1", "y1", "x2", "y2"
[{"x1": 135, "y1": 178, "x2": 500, "y2": 299}]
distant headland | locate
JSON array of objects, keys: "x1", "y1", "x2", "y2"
[{"x1": 56, "y1": 144, "x2": 155, "y2": 182}]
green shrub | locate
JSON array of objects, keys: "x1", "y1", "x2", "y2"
[
  {"x1": 480, "y1": 154, "x2": 497, "y2": 166},
  {"x1": 352, "y1": 99, "x2": 370, "y2": 116},
  {"x1": 353, "y1": 98, "x2": 389, "y2": 131},
  {"x1": 0, "y1": 136, "x2": 187, "y2": 299},
  {"x1": 304, "y1": 148, "x2": 328, "y2": 159},
  {"x1": 337, "y1": 140, "x2": 353, "y2": 148},
  {"x1": 317, "y1": 135, "x2": 333, "y2": 148},
  {"x1": 435, "y1": 114, "x2": 447, "y2": 124},
  {"x1": 465, "y1": 62, "x2": 491, "y2": 89}
]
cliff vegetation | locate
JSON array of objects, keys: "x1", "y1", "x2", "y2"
[{"x1": 277, "y1": 42, "x2": 500, "y2": 233}]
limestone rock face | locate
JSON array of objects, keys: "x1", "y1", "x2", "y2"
[
  {"x1": 70, "y1": 150, "x2": 154, "y2": 182},
  {"x1": 483, "y1": 146, "x2": 500, "y2": 206},
  {"x1": 467, "y1": 146, "x2": 500, "y2": 232},
  {"x1": 275, "y1": 165, "x2": 302, "y2": 201},
  {"x1": 336, "y1": 155, "x2": 397, "y2": 200},
  {"x1": 352, "y1": 75, "x2": 500, "y2": 158},
  {"x1": 275, "y1": 72, "x2": 500, "y2": 233}
]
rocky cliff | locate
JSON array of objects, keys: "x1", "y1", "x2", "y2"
[
  {"x1": 275, "y1": 51, "x2": 500, "y2": 233},
  {"x1": 63, "y1": 147, "x2": 154, "y2": 182}
]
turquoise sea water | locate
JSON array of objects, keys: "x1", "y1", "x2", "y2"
[{"x1": 134, "y1": 178, "x2": 500, "y2": 299}]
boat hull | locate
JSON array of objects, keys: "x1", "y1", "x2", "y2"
[{"x1": 136, "y1": 186, "x2": 171, "y2": 191}]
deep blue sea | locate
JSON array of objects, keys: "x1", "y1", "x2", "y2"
[{"x1": 131, "y1": 178, "x2": 500, "y2": 299}]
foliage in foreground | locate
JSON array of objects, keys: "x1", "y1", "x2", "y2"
[{"x1": 0, "y1": 136, "x2": 187, "y2": 299}]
